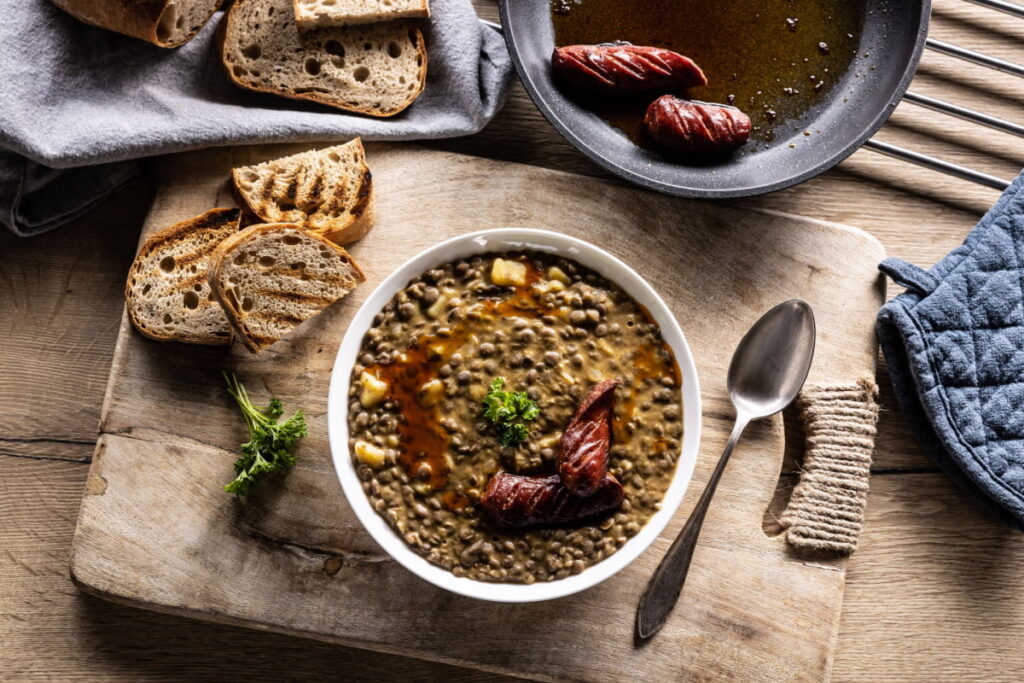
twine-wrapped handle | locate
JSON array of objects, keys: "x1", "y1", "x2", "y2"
[{"x1": 780, "y1": 377, "x2": 880, "y2": 554}]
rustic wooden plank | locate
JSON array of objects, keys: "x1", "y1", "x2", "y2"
[
  {"x1": 0, "y1": 179, "x2": 152, "y2": 462},
  {"x1": 70, "y1": 145, "x2": 886, "y2": 682},
  {"x1": 0, "y1": 457, "x2": 513, "y2": 682},
  {"x1": 835, "y1": 471, "x2": 1024, "y2": 682},
  {"x1": 8, "y1": 459, "x2": 1024, "y2": 682}
]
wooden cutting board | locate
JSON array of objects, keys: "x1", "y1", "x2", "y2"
[{"x1": 71, "y1": 144, "x2": 885, "y2": 682}]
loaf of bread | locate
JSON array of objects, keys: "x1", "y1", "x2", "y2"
[
  {"x1": 125, "y1": 208, "x2": 242, "y2": 345},
  {"x1": 222, "y1": 0, "x2": 427, "y2": 117},
  {"x1": 48, "y1": 0, "x2": 223, "y2": 48},
  {"x1": 208, "y1": 223, "x2": 366, "y2": 352},
  {"x1": 293, "y1": 0, "x2": 429, "y2": 30},
  {"x1": 232, "y1": 140, "x2": 374, "y2": 245}
]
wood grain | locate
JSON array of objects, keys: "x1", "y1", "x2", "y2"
[
  {"x1": 0, "y1": 179, "x2": 151, "y2": 462},
  {"x1": 0, "y1": 457, "x2": 512, "y2": 682},
  {"x1": 70, "y1": 145, "x2": 885, "y2": 682},
  {"x1": 9, "y1": 459, "x2": 1024, "y2": 681},
  {"x1": 835, "y1": 471, "x2": 1024, "y2": 683},
  {"x1": 4, "y1": 0, "x2": 1024, "y2": 679}
]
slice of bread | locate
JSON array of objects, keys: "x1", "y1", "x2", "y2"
[
  {"x1": 222, "y1": 0, "x2": 428, "y2": 118},
  {"x1": 293, "y1": 0, "x2": 430, "y2": 30},
  {"x1": 125, "y1": 208, "x2": 242, "y2": 345},
  {"x1": 232, "y1": 140, "x2": 375, "y2": 245},
  {"x1": 208, "y1": 223, "x2": 366, "y2": 353},
  {"x1": 49, "y1": 0, "x2": 224, "y2": 48}
]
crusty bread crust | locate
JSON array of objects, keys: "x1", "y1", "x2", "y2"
[
  {"x1": 207, "y1": 223, "x2": 366, "y2": 352},
  {"x1": 292, "y1": 0, "x2": 430, "y2": 30},
  {"x1": 49, "y1": 0, "x2": 222, "y2": 48},
  {"x1": 220, "y1": 0, "x2": 428, "y2": 118},
  {"x1": 125, "y1": 207, "x2": 241, "y2": 345}
]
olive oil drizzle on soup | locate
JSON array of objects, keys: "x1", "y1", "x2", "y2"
[
  {"x1": 348, "y1": 251, "x2": 684, "y2": 583},
  {"x1": 551, "y1": 0, "x2": 865, "y2": 148}
]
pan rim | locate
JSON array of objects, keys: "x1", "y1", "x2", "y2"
[{"x1": 498, "y1": 0, "x2": 933, "y2": 199}]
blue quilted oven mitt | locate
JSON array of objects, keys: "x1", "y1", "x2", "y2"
[{"x1": 878, "y1": 173, "x2": 1024, "y2": 530}]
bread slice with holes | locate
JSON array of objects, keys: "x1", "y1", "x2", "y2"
[
  {"x1": 293, "y1": 0, "x2": 430, "y2": 30},
  {"x1": 232, "y1": 140, "x2": 375, "y2": 245},
  {"x1": 49, "y1": 0, "x2": 224, "y2": 48},
  {"x1": 208, "y1": 223, "x2": 366, "y2": 353},
  {"x1": 125, "y1": 208, "x2": 241, "y2": 345},
  {"x1": 222, "y1": 0, "x2": 428, "y2": 117}
]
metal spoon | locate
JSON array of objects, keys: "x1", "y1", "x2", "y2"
[{"x1": 635, "y1": 299, "x2": 816, "y2": 643}]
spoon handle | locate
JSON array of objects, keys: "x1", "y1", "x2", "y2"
[{"x1": 635, "y1": 415, "x2": 750, "y2": 642}]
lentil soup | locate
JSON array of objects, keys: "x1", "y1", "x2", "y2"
[{"x1": 347, "y1": 250, "x2": 683, "y2": 584}]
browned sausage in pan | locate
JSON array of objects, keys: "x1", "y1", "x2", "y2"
[
  {"x1": 558, "y1": 379, "x2": 619, "y2": 497},
  {"x1": 644, "y1": 95, "x2": 752, "y2": 154},
  {"x1": 552, "y1": 43, "x2": 707, "y2": 96},
  {"x1": 480, "y1": 472, "x2": 625, "y2": 528}
]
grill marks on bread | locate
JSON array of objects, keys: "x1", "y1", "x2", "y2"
[
  {"x1": 222, "y1": 0, "x2": 428, "y2": 117},
  {"x1": 127, "y1": 143, "x2": 374, "y2": 350},
  {"x1": 233, "y1": 140, "x2": 376, "y2": 245},
  {"x1": 253, "y1": 288, "x2": 338, "y2": 307},
  {"x1": 125, "y1": 208, "x2": 242, "y2": 345},
  {"x1": 208, "y1": 223, "x2": 366, "y2": 353}
]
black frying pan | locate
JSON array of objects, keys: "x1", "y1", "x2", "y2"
[{"x1": 497, "y1": 1, "x2": 932, "y2": 198}]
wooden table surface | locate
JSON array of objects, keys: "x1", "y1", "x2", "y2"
[{"x1": 3, "y1": 1, "x2": 1024, "y2": 680}]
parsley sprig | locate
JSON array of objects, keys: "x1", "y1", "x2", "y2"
[
  {"x1": 481, "y1": 377, "x2": 539, "y2": 447},
  {"x1": 223, "y1": 372, "x2": 308, "y2": 495}
]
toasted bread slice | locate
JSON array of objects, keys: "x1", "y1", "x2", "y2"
[
  {"x1": 222, "y1": 0, "x2": 428, "y2": 118},
  {"x1": 125, "y1": 208, "x2": 241, "y2": 345},
  {"x1": 49, "y1": 0, "x2": 224, "y2": 48},
  {"x1": 232, "y1": 140, "x2": 375, "y2": 245},
  {"x1": 208, "y1": 223, "x2": 366, "y2": 353},
  {"x1": 293, "y1": 0, "x2": 429, "y2": 30}
]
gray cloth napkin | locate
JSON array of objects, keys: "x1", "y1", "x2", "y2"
[{"x1": 0, "y1": 0, "x2": 513, "y2": 235}]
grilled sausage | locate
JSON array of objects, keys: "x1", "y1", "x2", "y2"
[
  {"x1": 557, "y1": 379, "x2": 619, "y2": 497},
  {"x1": 480, "y1": 472, "x2": 625, "y2": 528},
  {"x1": 552, "y1": 43, "x2": 707, "y2": 96},
  {"x1": 644, "y1": 95, "x2": 752, "y2": 154}
]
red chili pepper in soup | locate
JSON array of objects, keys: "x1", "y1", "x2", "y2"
[{"x1": 558, "y1": 379, "x2": 619, "y2": 497}]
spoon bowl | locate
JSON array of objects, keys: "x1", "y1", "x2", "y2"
[{"x1": 728, "y1": 299, "x2": 817, "y2": 420}]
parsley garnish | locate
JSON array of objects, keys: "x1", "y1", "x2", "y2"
[
  {"x1": 481, "y1": 377, "x2": 539, "y2": 447},
  {"x1": 223, "y1": 372, "x2": 308, "y2": 495}
]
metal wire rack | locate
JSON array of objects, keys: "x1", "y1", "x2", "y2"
[
  {"x1": 484, "y1": 0, "x2": 1024, "y2": 191},
  {"x1": 863, "y1": 0, "x2": 1024, "y2": 190}
]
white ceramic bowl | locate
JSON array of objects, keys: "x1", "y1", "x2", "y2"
[{"x1": 328, "y1": 229, "x2": 701, "y2": 602}]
